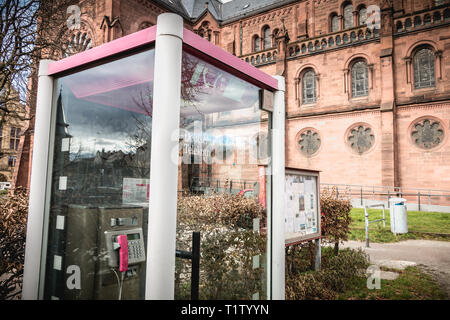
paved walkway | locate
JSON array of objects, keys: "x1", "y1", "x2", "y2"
[{"x1": 340, "y1": 240, "x2": 450, "y2": 298}]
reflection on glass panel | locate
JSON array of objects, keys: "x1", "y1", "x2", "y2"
[
  {"x1": 175, "y1": 51, "x2": 271, "y2": 300},
  {"x1": 43, "y1": 49, "x2": 154, "y2": 300}
]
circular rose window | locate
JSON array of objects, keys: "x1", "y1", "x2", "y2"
[
  {"x1": 296, "y1": 128, "x2": 321, "y2": 157},
  {"x1": 346, "y1": 123, "x2": 375, "y2": 155},
  {"x1": 410, "y1": 118, "x2": 445, "y2": 150}
]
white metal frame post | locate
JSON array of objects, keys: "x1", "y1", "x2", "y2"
[
  {"x1": 145, "y1": 13, "x2": 183, "y2": 300},
  {"x1": 22, "y1": 60, "x2": 54, "y2": 300},
  {"x1": 271, "y1": 76, "x2": 286, "y2": 300}
]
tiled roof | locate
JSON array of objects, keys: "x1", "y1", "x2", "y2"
[{"x1": 152, "y1": 0, "x2": 298, "y2": 22}]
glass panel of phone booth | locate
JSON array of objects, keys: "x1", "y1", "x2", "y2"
[
  {"x1": 175, "y1": 51, "x2": 271, "y2": 300},
  {"x1": 42, "y1": 49, "x2": 154, "y2": 300}
]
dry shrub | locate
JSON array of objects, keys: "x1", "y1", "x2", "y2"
[
  {"x1": 286, "y1": 272, "x2": 336, "y2": 300},
  {"x1": 286, "y1": 247, "x2": 370, "y2": 300},
  {"x1": 175, "y1": 193, "x2": 266, "y2": 299},
  {"x1": 177, "y1": 192, "x2": 265, "y2": 230},
  {"x1": 320, "y1": 247, "x2": 369, "y2": 292},
  {"x1": 320, "y1": 187, "x2": 352, "y2": 254},
  {"x1": 0, "y1": 188, "x2": 29, "y2": 300}
]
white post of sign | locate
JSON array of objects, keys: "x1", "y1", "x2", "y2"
[
  {"x1": 271, "y1": 75, "x2": 286, "y2": 300},
  {"x1": 22, "y1": 60, "x2": 54, "y2": 300},
  {"x1": 145, "y1": 13, "x2": 183, "y2": 300}
]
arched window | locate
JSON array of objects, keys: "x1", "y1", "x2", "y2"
[
  {"x1": 328, "y1": 37, "x2": 334, "y2": 47},
  {"x1": 272, "y1": 28, "x2": 279, "y2": 45},
  {"x1": 330, "y1": 13, "x2": 339, "y2": 32},
  {"x1": 301, "y1": 44, "x2": 307, "y2": 53},
  {"x1": 413, "y1": 47, "x2": 435, "y2": 89},
  {"x1": 343, "y1": 3, "x2": 354, "y2": 29},
  {"x1": 351, "y1": 59, "x2": 369, "y2": 97},
  {"x1": 433, "y1": 11, "x2": 441, "y2": 23},
  {"x1": 359, "y1": 6, "x2": 367, "y2": 25},
  {"x1": 405, "y1": 18, "x2": 412, "y2": 29},
  {"x1": 138, "y1": 21, "x2": 153, "y2": 30},
  {"x1": 444, "y1": 8, "x2": 450, "y2": 20},
  {"x1": 263, "y1": 26, "x2": 271, "y2": 49},
  {"x1": 253, "y1": 35, "x2": 260, "y2": 52},
  {"x1": 302, "y1": 69, "x2": 317, "y2": 104},
  {"x1": 198, "y1": 21, "x2": 212, "y2": 42},
  {"x1": 414, "y1": 16, "x2": 422, "y2": 27}
]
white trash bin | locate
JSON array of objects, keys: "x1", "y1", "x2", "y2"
[{"x1": 389, "y1": 197, "x2": 408, "y2": 234}]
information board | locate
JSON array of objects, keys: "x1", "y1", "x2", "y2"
[{"x1": 284, "y1": 168, "x2": 321, "y2": 245}]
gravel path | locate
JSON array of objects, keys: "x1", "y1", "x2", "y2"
[{"x1": 340, "y1": 240, "x2": 450, "y2": 298}]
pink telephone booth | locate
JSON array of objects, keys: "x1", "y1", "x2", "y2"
[{"x1": 23, "y1": 13, "x2": 286, "y2": 300}]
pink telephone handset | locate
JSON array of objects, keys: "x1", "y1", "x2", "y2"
[{"x1": 116, "y1": 235, "x2": 128, "y2": 272}]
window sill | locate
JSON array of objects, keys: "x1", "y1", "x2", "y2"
[
  {"x1": 412, "y1": 86, "x2": 436, "y2": 93},
  {"x1": 300, "y1": 102, "x2": 317, "y2": 107},
  {"x1": 349, "y1": 96, "x2": 369, "y2": 103}
]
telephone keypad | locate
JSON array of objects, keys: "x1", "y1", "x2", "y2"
[{"x1": 128, "y1": 239, "x2": 145, "y2": 263}]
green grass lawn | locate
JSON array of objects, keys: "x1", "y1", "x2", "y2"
[
  {"x1": 349, "y1": 208, "x2": 450, "y2": 242},
  {"x1": 336, "y1": 266, "x2": 447, "y2": 300}
]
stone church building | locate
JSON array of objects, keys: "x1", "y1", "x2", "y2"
[{"x1": 13, "y1": 0, "x2": 450, "y2": 205}]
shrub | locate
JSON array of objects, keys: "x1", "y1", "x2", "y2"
[
  {"x1": 175, "y1": 193, "x2": 267, "y2": 300},
  {"x1": 320, "y1": 187, "x2": 352, "y2": 254},
  {"x1": 285, "y1": 246, "x2": 370, "y2": 300},
  {"x1": 0, "y1": 188, "x2": 29, "y2": 300}
]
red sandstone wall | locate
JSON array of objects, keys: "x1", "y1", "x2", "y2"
[
  {"x1": 396, "y1": 103, "x2": 450, "y2": 189},
  {"x1": 393, "y1": 28, "x2": 450, "y2": 105},
  {"x1": 286, "y1": 110, "x2": 383, "y2": 186}
]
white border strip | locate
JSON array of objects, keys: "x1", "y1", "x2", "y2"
[
  {"x1": 145, "y1": 13, "x2": 183, "y2": 300},
  {"x1": 271, "y1": 76, "x2": 286, "y2": 300},
  {"x1": 22, "y1": 60, "x2": 54, "y2": 300}
]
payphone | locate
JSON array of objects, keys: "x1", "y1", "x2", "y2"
[{"x1": 63, "y1": 205, "x2": 147, "y2": 300}]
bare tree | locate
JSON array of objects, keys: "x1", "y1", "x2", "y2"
[{"x1": 0, "y1": 0, "x2": 86, "y2": 164}]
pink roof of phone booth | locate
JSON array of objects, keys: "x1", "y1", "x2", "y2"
[{"x1": 47, "y1": 25, "x2": 278, "y2": 91}]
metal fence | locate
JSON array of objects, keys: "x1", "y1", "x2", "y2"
[
  {"x1": 320, "y1": 183, "x2": 450, "y2": 212},
  {"x1": 188, "y1": 177, "x2": 260, "y2": 195}
]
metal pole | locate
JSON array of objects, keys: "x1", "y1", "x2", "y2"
[
  {"x1": 191, "y1": 232, "x2": 200, "y2": 300},
  {"x1": 314, "y1": 238, "x2": 321, "y2": 271},
  {"x1": 387, "y1": 190, "x2": 390, "y2": 208},
  {"x1": 418, "y1": 191, "x2": 421, "y2": 211},
  {"x1": 428, "y1": 190, "x2": 431, "y2": 208},
  {"x1": 382, "y1": 205, "x2": 386, "y2": 229},
  {"x1": 365, "y1": 206, "x2": 370, "y2": 248},
  {"x1": 360, "y1": 186, "x2": 363, "y2": 206}
]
